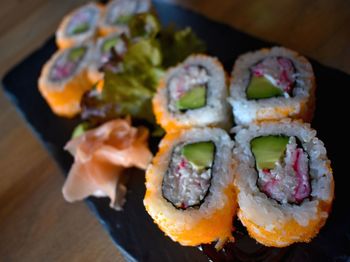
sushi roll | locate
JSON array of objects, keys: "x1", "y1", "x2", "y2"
[
  {"x1": 56, "y1": 3, "x2": 102, "y2": 49},
  {"x1": 88, "y1": 33, "x2": 127, "y2": 84},
  {"x1": 144, "y1": 128, "x2": 237, "y2": 248},
  {"x1": 233, "y1": 119, "x2": 334, "y2": 247},
  {"x1": 38, "y1": 43, "x2": 94, "y2": 117},
  {"x1": 228, "y1": 47, "x2": 316, "y2": 125},
  {"x1": 153, "y1": 55, "x2": 231, "y2": 131},
  {"x1": 99, "y1": 0, "x2": 152, "y2": 36}
]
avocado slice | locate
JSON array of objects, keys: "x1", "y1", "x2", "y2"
[
  {"x1": 251, "y1": 136, "x2": 289, "y2": 170},
  {"x1": 246, "y1": 75, "x2": 283, "y2": 100},
  {"x1": 114, "y1": 15, "x2": 132, "y2": 25},
  {"x1": 181, "y1": 141, "x2": 215, "y2": 170},
  {"x1": 71, "y1": 23, "x2": 90, "y2": 35},
  {"x1": 68, "y1": 47, "x2": 86, "y2": 61},
  {"x1": 102, "y1": 37, "x2": 119, "y2": 53},
  {"x1": 176, "y1": 85, "x2": 206, "y2": 110}
]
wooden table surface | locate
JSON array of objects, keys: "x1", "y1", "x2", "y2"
[{"x1": 0, "y1": 0, "x2": 349, "y2": 261}]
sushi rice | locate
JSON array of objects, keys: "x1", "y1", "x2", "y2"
[
  {"x1": 144, "y1": 127, "x2": 237, "y2": 248},
  {"x1": 56, "y1": 2, "x2": 103, "y2": 49},
  {"x1": 153, "y1": 54, "x2": 231, "y2": 131},
  {"x1": 228, "y1": 47, "x2": 316, "y2": 125},
  {"x1": 99, "y1": 0, "x2": 152, "y2": 36},
  {"x1": 38, "y1": 42, "x2": 94, "y2": 117},
  {"x1": 87, "y1": 32, "x2": 127, "y2": 84},
  {"x1": 232, "y1": 119, "x2": 334, "y2": 247}
]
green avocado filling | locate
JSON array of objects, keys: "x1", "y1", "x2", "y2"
[
  {"x1": 71, "y1": 23, "x2": 90, "y2": 35},
  {"x1": 246, "y1": 75, "x2": 283, "y2": 100},
  {"x1": 114, "y1": 15, "x2": 132, "y2": 25},
  {"x1": 129, "y1": 13, "x2": 161, "y2": 39},
  {"x1": 176, "y1": 85, "x2": 206, "y2": 110},
  {"x1": 102, "y1": 37, "x2": 119, "y2": 53},
  {"x1": 251, "y1": 135, "x2": 289, "y2": 170},
  {"x1": 68, "y1": 47, "x2": 86, "y2": 62},
  {"x1": 181, "y1": 141, "x2": 214, "y2": 170}
]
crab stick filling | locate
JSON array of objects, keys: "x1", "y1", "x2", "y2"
[
  {"x1": 162, "y1": 141, "x2": 215, "y2": 209},
  {"x1": 247, "y1": 57, "x2": 297, "y2": 99},
  {"x1": 251, "y1": 136, "x2": 310, "y2": 204},
  {"x1": 49, "y1": 47, "x2": 87, "y2": 82}
]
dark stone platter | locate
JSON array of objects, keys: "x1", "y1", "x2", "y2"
[{"x1": 2, "y1": 1, "x2": 350, "y2": 261}]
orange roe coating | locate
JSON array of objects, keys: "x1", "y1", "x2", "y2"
[
  {"x1": 152, "y1": 54, "x2": 230, "y2": 132},
  {"x1": 236, "y1": 164, "x2": 334, "y2": 247},
  {"x1": 38, "y1": 58, "x2": 93, "y2": 118},
  {"x1": 144, "y1": 131, "x2": 237, "y2": 247},
  {"x1": 239, "y1": 200, "x2": 332, "y2": 247}
]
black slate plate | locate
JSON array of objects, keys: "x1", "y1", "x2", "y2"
[{"x1": 2, "y1": 1, "x2": 350, "y2": 261}]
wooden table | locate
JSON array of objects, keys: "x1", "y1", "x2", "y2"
[{"x1": 0, "y1": 0, "x2": 349, "y2": 261}]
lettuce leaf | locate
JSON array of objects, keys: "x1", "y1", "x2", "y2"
[
  {"x1": 82, "y1": 72, "x2": 156, "y2": 125},
  {"x1": 102, "y1": 71, "x2": 154, "y2": 122},
  {"x1": 80, "y1": 13, "x2": 206, "y2": 131},
  {"x1": 121, "y1": 39, "x2": 164, "y2": 92},
  {"x1": 159, "y1": 26, "x2": 206, "y2": 68},
  {"x1": 82, "y1": 39, "x2": 163, "y2": 125}
]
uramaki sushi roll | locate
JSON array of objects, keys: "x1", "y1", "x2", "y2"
[
  {"x1": 99, "y1": 0, "x2": 151, "y2": 36},
  {"x1": 87, "y1": 33, "x2": 127, "y2": 84},
  {"x1": 56, "y1": 3, "x2": 103, "y2": 49},
  {"x1": 228, "y1": 47, "x2": 316, "y2": 125},
  {"x1": 233, "y1": 119, "x2": 334, "y2": 247},
  {"x1": 38, "y1": 43, "x2": 94, "y2": 118},
  {"x1": 144, "y1": 128, "x2": 237, "y2": 248},
  {"x1": 153, "y1": 55, "x2": 231, "y2": 132}
]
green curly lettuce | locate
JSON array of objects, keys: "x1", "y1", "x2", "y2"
[
  {"x1": 80, "y1": 13, "x2": 206, "y2": 133},
  {"x1": 159, "y1": 26, "x2": 206, "y2": 68}
]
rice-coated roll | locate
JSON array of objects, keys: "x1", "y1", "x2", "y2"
[
  {"x1": 233, "y1": 119, "x2": 334, "y2": 247},
  {"x1": 38, "y1": 43, "x2": 94, "y2": 117},
  {"x1": 153, "y1": 55, "x2": 231, "y2": 131},
  {"x1": 99, "y1": 0, "x2": 151, "y2": 36},
  {"x1": 87, "y1": 33, "x2": 127, "y2": 84},
  {"x1": 56, "y1": 3, "x2": 102, "y2": 49},
  {"x1": 144, "y1": 128, "x2": 237, "y2": 248},
  {"x1": 228, "y1": 47, "x2": 316, "y2": 125}
]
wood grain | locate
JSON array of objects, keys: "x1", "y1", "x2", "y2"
[
  {"x1": 0, "y1": 91, "x2": 124, "y2": 261},
  {"x1": 0, "y1": 0, "x2": 349, "y2": 261},
  {"x1": 0, "y1": 1, "x2": 124, "y2": 261},
  {"x1": 163, "y1": 0, "x2": 350, "y2": 74}
]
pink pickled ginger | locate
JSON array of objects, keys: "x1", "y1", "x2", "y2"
[{"x1": 62, "y1": 118, "x2": 152, "y2": 210}]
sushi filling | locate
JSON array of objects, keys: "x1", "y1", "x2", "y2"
[
  {"x1": 107, "y1": 0, "x2": 138, "y2": 25},
  {"x1": 98, "y1": 36, "x2": 127, "y2": 73},
  {"x1": 66, "y1": 7, "x2": 97, "y2": 35},
  {"x1": 49, "y1": 47, "x2": 87, "y2": 82},
  {"x1": 162, "y1": 141, "x2": 215, "y2": 209},
  {"x1": 251, "y1": 136, "x2": 311, "y2": 204},
  {"x1": 168, "y1": 65, "x2": 209, "y2": 112},
  {"x1": 246, "y1": 57, "x2": 297, "y2": 99}
]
